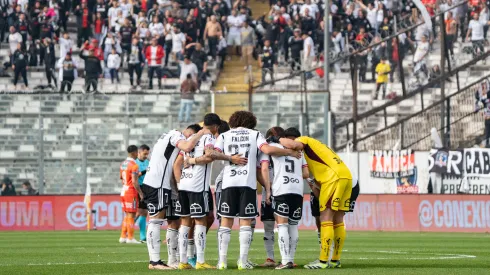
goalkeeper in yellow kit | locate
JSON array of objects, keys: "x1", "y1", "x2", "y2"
[{"x1": 270, "y1": 134, "x2": 352, "y2": 269}]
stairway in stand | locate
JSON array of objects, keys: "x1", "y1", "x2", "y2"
[{"x1": 212, "y1": 0, "x2": 270, "y2": 119}]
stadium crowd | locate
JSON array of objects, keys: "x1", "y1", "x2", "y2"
[{"x1": 0, "y1": 0, "x2": 487, "y2": 93}]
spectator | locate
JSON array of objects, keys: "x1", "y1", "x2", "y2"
[
  {"x1": 28, "y1": 40, "x2": 43, "y2": 67},
  {"x1": 204, "y1": 15, "x2": 222, "y2": 60},
  {"x1": 180, "y1": 56, "x2": 198, "y2": 84},
  {"x1": 259, "y1": 40, "x2": 276, "y2": 84},
  {"x1": 357, "y1": 0, "x2": 377, "y2": 32},
  {"x1": 94, "y1": 12, "x2": 108, "y2": 44},
  {"x1": 375, "y1": 57, "x2": 391, "y2": 99},
  {"x1": 78, "y1": 48, "x2": 103, "y2": 92},
  {"x1": 227, "y1": 9, "x2": 244, "y2": 58},
  {"x1": 445, "y1": 11, "x2": 457, "y2": 60},
  {"x1": 302, "y1": 32, "x2": 315, "y2": 78},
  {"x1": 57, "y1": 53, "x2": 78, "y2": 93},
  {"x1": 12, "y1": 43, "x2": 29, "y2": 90},
  {"x1": 59, "y1": 32, "x2": 73, "y2": 60},
  {"x1": 22, "y1": 181, "x2": 38, "y2": 195},
  {"x1": 475, "y1": 83, "x2": 490, "y2": 147},
  {"x1": 145, "y1": 38, "x2": 164, "y2": 89},
  {"x1": 107, "y1": 47, "x2": 122, "y2": 84},
  {"x1": 217, "y1": 35, "x2": 228, "y2": 70},
  {"x1": 178, "y1": 73, "x2": 197, "y2": 123},
  {"x1": 119, "y1": 18, "x2": 135, "y2": 58},
  {"x1": 171, "y1": 25, "x2": 186, "y2": 62},
  {"x1": 1, "y1": 176, "x2": 16, "y2": 196},
  {"x1": 357, "y1": 48, "x2": 369, "y2": 83},
  {"x1": 8, "y1": 27, "x2": 23, "y2": 56},
  {"x1": 188, "y1": 42, "x2": 208, "y2": 83},
  {"x1": 466, "y1": 12, "x2": 487, "y2": 61},
  {"x1": 75, "y1": 3, "x2": 93, "y2": 48},
  {"x1": 390, "y1": 38, "x2": 400, "y2": 83},
  {"x1": 42, "y1": 38, "x2": 57, "y2": 88},
  {"x1": 288, "y1": 28, "x2": 303, "y2": 71},
  {"x1": 15, "y1": 14, "x2": 29, "y2": 49},
  {"x1": 413, "y1": 34, "x2": 430, "y2": 82},
  {"x1": 127, "y1": 37, "x2": 145, "y2": 89},
  {"x1": 240, "y1": 20, "x2": 255, "y2": 71}
]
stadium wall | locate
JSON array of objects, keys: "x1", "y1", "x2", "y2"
[{"x1": 1, "y1": 194, "x2": 489, "y2": 233}]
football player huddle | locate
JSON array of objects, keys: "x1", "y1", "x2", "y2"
[{"x1": 131, "y1": 111, "x2": 359, "y2": 270}]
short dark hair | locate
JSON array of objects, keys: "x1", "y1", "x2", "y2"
[
  {"x1": 228, "y1": 111, "x2": 257, "y2": 129},
  {"x1": 284, "y1": 127, "x2": 301, "y2": 138},
  {"x1": 139, "y1": 144, "x2": 150, "y2": 151},
  {"x1": 219, "y1": 120, "x2": 230, "y2": 134},
  {"x1": 127, "y1": 145, "x2": 138, "y2": 153},
  {"x1": 265, "y1": 126, "x2": 285, "y2": 138},
  {"x1": 187, "y1": 123, "x2": 202, "y2": 133},
  {"x1": 22, "y1": 181, "x2": 31, "y2": 187},
  {"x1": 204, "y1": 113, "x2": 221, "y2": 126}
]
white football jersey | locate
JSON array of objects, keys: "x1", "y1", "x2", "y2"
[
  {"x1": 258, "y1": 152, "x2": 273, "y2": 201},
  {"x1": 214, "y1": 127, "x2": 268, "y2": 190},
  {"x1": 179, "y1": 134, "x2": 215, "y2": 192},
  {"x1": 143, "y1": 130, "x2": 186, "y2": 189},
  {"x1": 215, "y1": 169, "x2": 224, "y2": 193},
  {"x1": 269, "y1": 143, "x2": 307, "y2": 196}
]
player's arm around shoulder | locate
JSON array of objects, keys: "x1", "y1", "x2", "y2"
[
  {"x1": 277, "y1": 136, "x2": 306, "y2": 151},
  {"x1": 176, "y1": 129, "x2": 210, "y2": 152},
  {"x1": 261, "y1": 138, "x2": 301, "y2": 158},
  {"x1": 173, "y1": 152, "x2": 184, "y2": 183}
]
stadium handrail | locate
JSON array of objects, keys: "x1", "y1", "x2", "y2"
[
  {"x1": 253, "y1": 0, "x2": 468, "y2": 89},
  {"x1": 337, "y1": 73, "x2": 490, "y2": 150}
]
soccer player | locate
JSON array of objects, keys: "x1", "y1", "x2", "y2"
[
  {"x1": 256, "y1": 127, "x2": 285, "y2": 267},
  {"x1": 135, "y1": 144, "x2": 150, "y2": 243},
  {"x1": 271, "y1": 133, "x2": 352, "y2": 269},
  {"x1": 142, "y1": 127, "x2": 211, "y2": 270},
  {"x1": 210, "y1": 111, "x2": 301, "y2": 270},
  {"x1": 173, "y1": 114, "x2": 225, "y2": 270},
  {"x1": 213, "y1": 120, "x2": 231, "y2": 220},
  {"x1": 119, "y1": 145, "x2": 143, "y2": 244},
  {"x1": 165, "y1": 124, "x2": 203, "y2": 269},
  {"x1": 285, "y1": 127, "x2": 361, "y2": 265},
  {"x1": 260, "y1": 127, "x2": 309, "y2": 269}
]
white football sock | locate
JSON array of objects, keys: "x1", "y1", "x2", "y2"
[
  {"x1": 165, "y1": 228, "x2": 179, "y2": 264},
  {"x1": 147, "y1": 219, "x2": 164, "y2": 263},
  {"x1": 187, "y1": 239, "x2": 195, "y2": 258},
  {"x1": 288, "y1": 224, "x2": 299, "y2": 263},
  {"x1": 218, "y1": 227, "x2": 231, "y2": 265},
  {"x1": 277, "y1": 224, "x2": 290, "y2": 265},
  {"x1": 178, "y1": 225, "x2": 190, "y2": 263},
  {"x1": 195, "y1": 224, "x2": 207, "y2": 263},
  {"x1": 239, "y1": 226, "x2": 253, "y2": 264},
  {"x1": 263, "y1": 221, "x2": 275, "y2": 260}
]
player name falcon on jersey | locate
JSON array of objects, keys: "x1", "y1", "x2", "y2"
[
  {"x1": 179, "y1": 134, "x2": 215, "y2": 192},
  {"x1": 214, "y1": 127, "x2": 268, "y2": 190},
  {"x1": 143, "y1": 130, "x2": 186, "y2": 189},
  {"x1": 261, "y1": 143, "x2": 307, "y2": 196}
]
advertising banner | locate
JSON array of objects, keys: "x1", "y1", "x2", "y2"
[
  {"x1": 369, "y1": 149, "x2": 416, "y2": 178},
  {"x1": 2, "y1": 194, "x2": 490, "y2": 233},
  {"x1": 429, "y1": 148, "x2": 490, "y2": 177}
]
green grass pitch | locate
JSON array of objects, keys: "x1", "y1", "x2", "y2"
[{"x1": 1, "y1": 230, "x2": 489, "y2": 274}]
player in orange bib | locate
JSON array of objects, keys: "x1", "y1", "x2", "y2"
[{"x1": 119, "y1": 145, "x2": 143, "y2": 244}]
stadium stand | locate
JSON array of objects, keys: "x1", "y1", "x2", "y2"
[{"x1": 0, "y1": 93, "x2": 210, "y2": 193}]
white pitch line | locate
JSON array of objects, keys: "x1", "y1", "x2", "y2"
[{"x1": 0, "y1": 251, "x2": 476, "y2": 267}]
